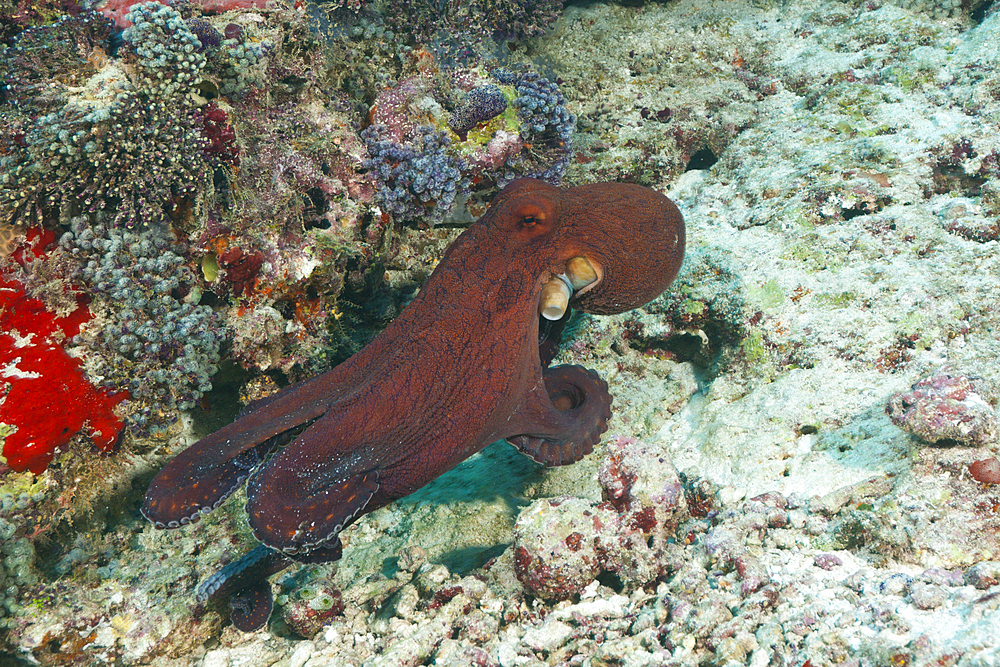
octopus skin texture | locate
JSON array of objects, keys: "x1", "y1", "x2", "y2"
[{"x1": 141, "y1": 177, "x2": 686, "y2": 631}]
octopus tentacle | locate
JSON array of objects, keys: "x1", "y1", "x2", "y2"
[
  {"x1": 142, "y1": 373, "x2": 345, "y2": 528},
  {"x1": 506, "y1": 364, "x2": 612, "y2": 466},
  {"x1": 196, "y1": 541, "x2": 344, "y2": 632},
  {"x1": 245, "y1": 424, "x2": 381, "y2": 554}
]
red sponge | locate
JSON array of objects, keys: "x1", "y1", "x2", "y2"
[{"x1": 0, "y1": 231, "x2": 128, "y2": 474}]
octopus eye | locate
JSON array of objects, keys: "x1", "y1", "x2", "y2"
[{"x1": 514, "y1": 202, "x2": 548, "y2": 232}]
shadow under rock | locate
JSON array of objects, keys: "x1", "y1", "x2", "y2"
[
  {"x1": 395, "y1": 438, "x2": 545, "y2": 513},
  {"x1": 386, "y1": 439, "x2": 547, "y2": 573}
]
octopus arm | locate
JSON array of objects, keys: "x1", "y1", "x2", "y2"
[
  {"x1": 195, "y1": 540, "x2": 343, "y2": 632},
  {"x1": 141, "y1": 373, "x2": 345, "y2": 529},
  {"x1": 505, "y1": 365, "x2": 612, "y2": 466},
  {"x1": 244, "y1": 413, "x2": 384, "y2": 554}
]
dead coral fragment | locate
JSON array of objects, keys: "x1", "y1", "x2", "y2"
[
  {"x1": 513, "y1": 497, "x2": 614, "y2": 601},
  {"x1": 513, "y1": 437, "x2": 689, "y2": 600},
  {"x1": 886, "y1": 371, "x2": 999, "y2": 448},
  {"x1": 969, "y1": 457, "x2": 1000, "y2": 484}
]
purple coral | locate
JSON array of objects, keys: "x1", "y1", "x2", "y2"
[
  {"x1": 362, "y1": 124, "x2": 468, "y2": 226},
  {"x1": 448, "y1": 84, "x2": 508, "y2": 135},
  {"x1": 361, "y1": 65, "x2": 573, "y2": 225},
  {"x1": 886, "y1": 371, "x2": 999, "y2": 448},
  {"x1": 185, "y1": 18, "x2": 221, "y2": 49},
  {"x1": 501, "y1": 71, "x2": 574, "y2": 185},
  {"x1": 513, "y1": 72, "x2": 573, "y2": 141}
]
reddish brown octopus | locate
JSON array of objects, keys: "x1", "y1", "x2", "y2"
[{"x1": 142, "y1": 178, "x2": 685, "y2": 631}]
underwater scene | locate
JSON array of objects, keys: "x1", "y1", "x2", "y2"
[{"x1": 2, "y1": 0, "x2": 1000, "y2": 663}]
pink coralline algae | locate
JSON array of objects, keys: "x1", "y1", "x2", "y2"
[
  {"x1": 217, "y1": 246, "x2": 264, "y2": 299},
  {"x1": 513, "y1": 437, "x2": 689, "y2": 600},
  {"x1": 597, "y1": 436, "x2": 689, "y2": 546},
  {"x1": 513, "y1": 496, "x2": 613, "y2": 601},
  {"x1": 886, "y1": 371, "x2": 999, "y2": 448}
]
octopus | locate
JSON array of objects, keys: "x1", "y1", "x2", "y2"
[{"x1": 142, "y1": 178, "x2": 685, "y2": 631}]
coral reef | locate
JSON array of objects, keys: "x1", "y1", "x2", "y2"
[
  {"x1": 1, "y1": 0, "x2": 393, "y2": 390},
  {"x1": 0, "y1": 0, "x2": 393, "y2": 645},
  {"x1": 6, "y1": 0, "x2": 1000, "y2": 663}
]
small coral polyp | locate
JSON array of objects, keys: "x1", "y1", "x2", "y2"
[{"x1": 60, "y1": 214, "x2": 224, "y2": 435}]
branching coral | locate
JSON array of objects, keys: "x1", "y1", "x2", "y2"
[
  {"x1": 3, "y1": 93, "x2": 217, "y2": 228},
  {"x1": 121, "y1": 1, "x2": 206, "y2": 97},
  {"x1": 505, "y1": 70, "x2": 574, "y2": 183},
  {"x1": 0, "y1": 4, "x2": 219, "y2": 228},
  {"x1": 0, "y1": 11, "x2": 112, "y2": 114}
]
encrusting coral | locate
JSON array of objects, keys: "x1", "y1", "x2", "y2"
[{"x1": 0, "y1": 229, "x2": 128, "y2": 474}]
